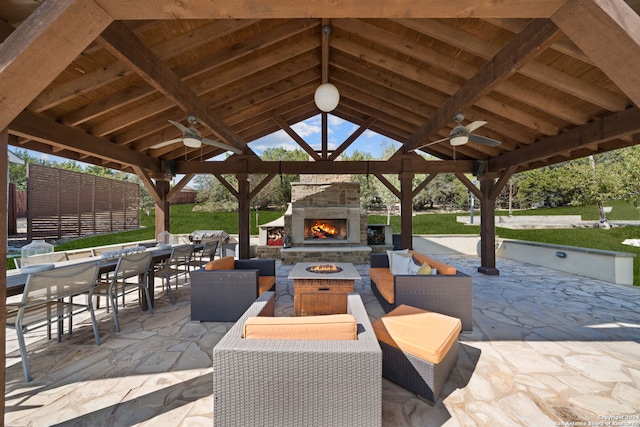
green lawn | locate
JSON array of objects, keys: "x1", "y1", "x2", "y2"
[{"x1": 16, "y1": 201, "x2": 640, "y2": 285}]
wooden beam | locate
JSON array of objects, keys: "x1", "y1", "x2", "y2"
[
  {"x1": 455, "y1": 173, "x2": 482, "y2": 199},
  {"x1": 374, "y1": 173, "x2": 401, "y2": 199},
  {"x1": 250, "y1": 174, "x2": 277, "y2": 200},
  {"x1": 167, "y1": 173, "x2": 196, "y2": 202},
  {"x1": 272, "y1": 116, "x2": 322, "y2": 160},
  {"x1": 552, "y1": 0, "x2": 640, "y2": 108},
  {"x1": 0, "y1": 127, "x2": 8, "y2": 415},
  {"x1": 489, "y1": 107, "x2": 640, "y2": 171},
  {"x1": 333, "y1": 34, "x2": 589, "y2": 126},
  {"x1": 328, "y1": 116, "x2": 376, "y2": 160},
  {"x1": 489, "y1": 166, "x2": 518, "y2": 200},
  {"x1": 97, "y1": 21, "x2": 246, "y2": 154},
  {"x1": 391, "y1": 18, "x2": 622, "y2": 118},
  {"x1": 10, "y1": 111, "x2": 161, "y2": 172},
  {"x1": 0, "y1": 0, "x2": 112, "y2": 131},
  {"x1": 91, "y1": 23, "x2": 319, "y2": 138},
  {"x1": 95, "y1": 0, "x2": 565, "y2": 19},
  {"x1": 131, "y1": 165, "x2": 162, "y2": 204},
  {"x1": 412, "y1": 174, "x2": 437, "y2": 198},
  {"x1": 403, "y1": 19, "x2": 561, "y2": 152},
  {"x1": 321, "y1": 18, "x2": 330, "y2": 83},
  {"x1": 177, "y1": 158, "x2": 473, "y2": 175},
  {"x1": 213, "y1": 174, "x2": 239, "y2": 198}
]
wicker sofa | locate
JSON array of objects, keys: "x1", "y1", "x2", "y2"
[
  {"x1": 213, "y1": 291, "x2": 382, "y2": 427},
  {"x1": 189, "y1": 256, "x2": 276, "y2": 322},
  {"x1": 369, "y1": 251, "x2": 473, "y2": 332}
]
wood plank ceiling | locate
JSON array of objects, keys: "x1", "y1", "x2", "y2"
[{"x1": 1, "y1": 0, "x2": 640, "y2": 178}]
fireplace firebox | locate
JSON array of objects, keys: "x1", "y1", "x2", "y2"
[{"x1": 304, "y1": 219, "x2": 347, "y2": 240}]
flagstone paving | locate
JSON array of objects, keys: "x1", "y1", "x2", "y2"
[{"x1": 5, "y1": 255, "x2": 640, "y2": 426}]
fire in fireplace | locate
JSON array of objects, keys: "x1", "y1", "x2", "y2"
[{"x1": 304, "y1": 219, "x2": 347, "y2": 240}]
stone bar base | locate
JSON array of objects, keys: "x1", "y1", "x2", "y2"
[{"x1": 280, "y1": 246, "x2": 372, "y2": 264}]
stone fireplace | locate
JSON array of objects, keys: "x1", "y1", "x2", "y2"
[
  {"x1": 257, "y1": 173, "x2": 392, "y2": 263},
  {"x1": 285, "y1": 176, "x2": 368, "y2": 247},
  {"x1": 280, "y1": 174, "x2": 371, "y2": 263}
]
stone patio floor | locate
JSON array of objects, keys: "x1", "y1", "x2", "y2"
[{"x1": 4, "y1": 255, "x2": 640, "y2": 426}]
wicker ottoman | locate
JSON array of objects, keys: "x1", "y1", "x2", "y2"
[{"x1": 372, "y1": 304, "x2": 461, "y2": 403}]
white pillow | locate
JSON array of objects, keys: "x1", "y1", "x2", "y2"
[
  {"x1": 407, "y1": 257, "x2": 421, "y2": 275},
  {"x1": 391, "y1": 253, "x2": 412, "y2": 275},
  {"x1": 386, "y1": 249, "x2": 409, "y2": 272}
]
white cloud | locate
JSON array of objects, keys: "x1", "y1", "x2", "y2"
[
  {"x1": 291, "y1": 121, "x2": 321, "y2": 137},
  {"x1": 249, "y1": 130, "x2": 300, "y2": 155}
]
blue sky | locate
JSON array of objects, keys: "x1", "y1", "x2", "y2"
[{"x1": 247, "y1": 114, "x2": 401, "y2": 158}]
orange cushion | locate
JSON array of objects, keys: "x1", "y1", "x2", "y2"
[
  {"x1": 411, "y1": 251, "x2": 456, "y2": 275},
  {"x1": 243, "y1": 314, "x2": 357, "y2": 340},
  {"x1": 258, "y1": 276, "x2": 275, "y2": 295},
  {"x1": 372, "y1": 304, "x2": 461, "y2": 364},
  {"x1": 368, "y1": 268, "x2": 394, "y2": 304},
  {"x1": 204, "y1": 256, "x2": 235, "y2": 270}
]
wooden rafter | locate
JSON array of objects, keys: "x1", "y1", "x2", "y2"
[
  {"x1": 328, "y1": 117, "x2": 376, "y2": 160},
  {"x1": 250, "y1": 174, "x2": 277, "y2": 200},
  {"x1": 489, "y1": 107, "x2": 640, "y2": 171},
  {"x1": 10, "y1": 111, "x2": 160, "y2": 172},
  {"x1": 97, "y1": 21, "x2": 247, "y2": 154},
  {"x1": 0, "y1": 0, "x2": 112, "y2": 131},
  {"x1": 403, "y1": 19, "x2": 561, "y2": 153},
  {"x1": 552, "y1": 0, "x2": 640, "y2": 108},
  {"x1": 273, "y1": 116, "x2": 322, "y2": 160},
  {"x1": 373, "y1": 173, "x2": 401, "y2": 199}
]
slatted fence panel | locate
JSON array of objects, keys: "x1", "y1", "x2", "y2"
[{"x1": 27, "y1": 164, "x2": 140, "y2": 240}]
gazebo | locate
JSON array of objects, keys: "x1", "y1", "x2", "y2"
[{"x1": 1, "y1": 0, "x2": 640, "y2": 413}]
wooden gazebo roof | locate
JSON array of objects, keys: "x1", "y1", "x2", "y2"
[{"x1": 1, "y1": 0, "x2": 640, "y2": 181}]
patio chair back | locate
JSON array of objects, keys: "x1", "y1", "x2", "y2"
[
  {"x1": 7, "y1": 261, "x2": 102, "y2": 382},
  {"x1": 190, "y1": 240, "x2": 218, "y2": 270},
  {"x1": 113, "y1": 250, "x2": 153, "y2": 281},
  {"x1": 100, "y1": 251, "x2": 154, "y2": 332},
  {"x1": 157, "y1": 244, "x2": 195, "y2": 304}
]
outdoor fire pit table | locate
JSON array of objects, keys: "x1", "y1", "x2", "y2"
[{"x1": 288, "y1": 262, "x2": 361, "y2": 316}]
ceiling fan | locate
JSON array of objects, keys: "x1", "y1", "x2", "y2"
[
  {"x1": 416, "y1": 113, "x2": 501, "y2": 150},
  {"x1": 150, "y1": 114, "x2": 242, "y2": 154}
]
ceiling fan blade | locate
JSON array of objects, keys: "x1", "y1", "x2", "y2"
[
  {"x1": 468, "y1": 134, "x2": 501, "y2": 147},
  {"x1": 168, "y1": 120, "x2": 190, "y2": 135},
  {"x1": 149, "y1": 138, "x2": 183, "y2": 149},
  {"x1": 414, "y1": 136, "x2": 450, "y2": 151},
  {"x1": 462, "y1": 120, "x2": 487, "y2": 133},
  {"x1": 201, "y1": 138, "x2": 243, "y2": 154}
]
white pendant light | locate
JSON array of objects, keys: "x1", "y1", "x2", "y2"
[{"x1": 314, "y1": 82, "x2": 340, "y2": 112}]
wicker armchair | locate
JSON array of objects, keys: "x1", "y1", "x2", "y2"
[
  {"x1": 213, "y1": 292, "x2": 382, "y2": 427},
  {"x1": 369, "y1": 253, "x2": 473, "y2": 332},
  {"x1": 189, "y1": 258, "x2": 276, "y2": 322}
]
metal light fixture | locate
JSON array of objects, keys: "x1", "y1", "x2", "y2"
[
  {"x1": 182, "y1": 136, "x2": 202, "y2": 148},
  {"x1": 314, "y1": 82, "x2": 340, "y2": 112},
  {"x1": 449, "y1": 133, "x2": 469, "y2": 146},
  {"x1": 314, "y1": 24, "x2": 340, "y2": 112}
]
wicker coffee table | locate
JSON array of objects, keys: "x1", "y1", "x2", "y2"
[{"x1": 289, "y1": 262, "x2": 361, "y2": 316}]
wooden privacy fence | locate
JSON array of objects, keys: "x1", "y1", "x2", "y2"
[{"x1": 27, "y1": 164, "x2": 140, "y2": 241}]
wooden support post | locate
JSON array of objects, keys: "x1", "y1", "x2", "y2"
[
  {"x1": 1, "y1": 127, "x2": 8, "y2": 415},
  {"x1": 478, "y1": 176, "x2": 500, "y2": 275},
  {"x1": 237, "y1": 173, "x2": 251, "y2": 259},
  {"x1": 400, "y1": 164, "x2": 414, "y2": 250},
  {"x1": 154, "y1": 179, "x2": 170, "y2": 237}
]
